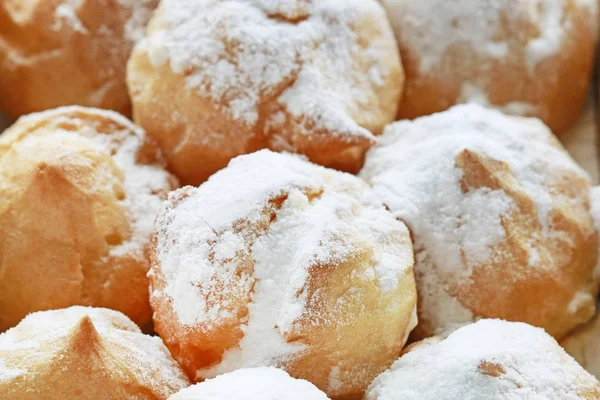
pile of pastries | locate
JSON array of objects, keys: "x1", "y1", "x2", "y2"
[{"x1": 1, "y1": 0, "x2": 599, "y2": 399}]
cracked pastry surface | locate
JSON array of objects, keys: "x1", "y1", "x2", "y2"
[
  {"x1": 168, "y1": 367, "x2": 328, "y2": 400},
  {"x1": 360, "y1": 104, "x2": 598, "y2": 340},
  {"x1": 149, "y1": 150, "x2": 417, "y2": 399},
  {"x1": 127, "y1": 0, "x2": 403, "y2": 185},
  {"x1": 0, "y1": 306, "x2": 190, "y2": 399},
  {"x1": 381, "y1": 0, "x2": 597, "y2": 134},
  {"x1": 0, "y1": 106, "x2": 178, "y2": 332},
  {"x1": 365, "y1": 319, "x2": 600, "y2": 400},
  {"x1": 0, "y1": 0, "x2": 157, "y2": 119}
]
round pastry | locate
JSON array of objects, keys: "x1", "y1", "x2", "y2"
[
  {"x1": 0, "y1": 106, "x2": 178, "y2": 332},
  {"x1": 0, "y1": 0, "x2": 157, "y2": 119},
  {"x1": 149, "y1": 150, "x2": 417, "y2": 399},
  {"x1": 169, "y1": 368, "x2": 328, "y2": 400},
  {"x1": 127, "y1": 0, "x2": 403, "y2": 185},
  {"x1": 381, "y1": 0, "x2": 598, "y2": 134},
  {"x1": 562, "y1": 310, "x2": 600, "y2": 380},
  {"x1": 360, "y1": 104, "x2": 598, "y2": 340},
  {"x1": 364, "y1": 319, "x2": 600, "y2": 400},
  {"x1": 0, "y1": 306, "x2": 190, "y2": 399}
]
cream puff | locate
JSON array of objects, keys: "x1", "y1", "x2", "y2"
[
  {"x1": 169, "y1": 368, "x2": 328, "y2": 400},
  {"x1": 0, "y1": 0, "x2": 157, "y2": 119},
  {"x1": 365, "y1": 319, "x2": 600, "y2": 399},
  {"x1": 0, "y1": 306, "x2": 190, "y2": 399},
  {"x1": 127, "y1": 0, "x2": 403, "y2": 185},
  {"x1": 381, "y1": 0, "x2": 598, "y2": 134},
  {"x1": 0, "y1": 106, "x2": 178, "y2": 331},
  {"x1": 361, "y1": 104, "x2": 598, "y2": 340},
  {"x1": 149, "y1": 150, "x2": 417, "y2": 399}
]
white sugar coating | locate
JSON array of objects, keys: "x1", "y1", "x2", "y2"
[
  {"x1": 0, "y1": 359, "x2": 22, "y2": 382},
  {"x1": 0, "y1": 306, "x2": 140, "y2": 347},
  {"x1": 360, "y1": 104, "x2": 589, "y2": 335},
  {"x1": 0, "y1": 307, "x2": 189, "y2": 395},
  {"x1": 524, "y1": 0, "x2": 565, "y2": 67},
  {"x1": 459, "y1": 82, "x2": 538, "y2": 117},
  {"x1": 54, "y1": 0, "x2": 87, "y2": 33},
  {"x1": 169, "y1": 367, "x2": 329, "y2": 400},
  {"x1": 14, "y1": 106, "x2": 176, "y2": 261},
  {"x1": 52, "y1": 0, "x2": 154, "y2": 43},
  {"x1": 117, "y1": 0, "x2": 157, "y2": 43},
  {"x1": 562, "y1": 312, "x2": 600, "y2": 379},
  {"x1": 104, "y1": 327, "x2": 190, "y2": 390},
  {"x1": 365, "y1": 319, "x2": 600, "y2": 400},
  {"x1": 140, "y1": 0, "x2": 393, "y2": 138},
  {"x1": 415, "y1": 248, "x2": 475, "y2": 336},
  {"x1": 153, "y1": 149, "x2": 413, "y2": 374},
  {"x1": 381, "y1": 0, "x2": 597, "y2": 72}
]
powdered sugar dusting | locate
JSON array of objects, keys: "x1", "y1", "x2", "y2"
[
  {"x1": 365, "y1": 319, "x2": 600, "y2": 399},
  {"x1": 0, "y1": 306, "x2": 140, "y2": 350},
  {"x1": 15, "y1": 106, "x2": 176, "y2": 262},
  {"x1": 382, "y1": 0, "x2": 513, "y2": 72},
  {"x1": 459, "y1": 83, "x2": 538, "y2": 117},
  {"x1": 153, "y1": 150, "x2": 413, "y2": 375},
  {"x1": 117, "y1": 0, "x2": 157, "y2": 43},
  {"x1": 139, "y1": 0, "x2": 393, "y2": 139},
  {"x1": 0, "y1": 307, "x2": 189, "y2": 396},
  {"x1": 95, "y1": 130, "x2": 176, "y2": 260},
  {"x1": 381, "y1": 0, "x2": 592, "y2": 73},
  {"x1": 361, "y1": 104, "x2": 588, "y2": 335},
  {"x1": 0, "y1": 359, "x2": 23, "y2": 382},
  {"x1": 52, "y1": 0, "x2": 153, "y2": 43},
  {"x1": 170, "y1": 367, "x2": 328, "y2": 400},
  {"x1": 524, "y1": 0, "x2": 565, "y2": 67},
  {"x1": 54, "y1": 1, "x2": 87, "y2": 33}
]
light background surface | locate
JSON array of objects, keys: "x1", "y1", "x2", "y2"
[{"x1": 560, "y1": 98, "x2": 600, "y2": 185}]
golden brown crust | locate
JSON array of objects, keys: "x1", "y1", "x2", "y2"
[
  {"x1": 0, "y1": 106, "x2": 177, "y2": 332},
  {"x1": 366, "y1": 320, "x2": 600, "y2": 399},
  {"x1": 149, "y1": 151, "x2": 417, "y2": 399},
  {"x1": 383, "y1": 0, "x2": 596, "y2": 134},
  {"x1": 0, "y1": 307, "x2": 191, "y2": 399},
  {"x1": 451, "y1": 149, "x2": 598, "y2": 340},
  {"x1": 408, "y1": 146, "x2": 598, "y2": 341},
  {"x1": 0, "y1": 0, "x2": 157, "y2": 119},
  {"x1": 361, "y1": 105, "x2": 599, "y2": 341},
  {"x1": 127, "y1": 0, "x2": 403, "y2": 185}
]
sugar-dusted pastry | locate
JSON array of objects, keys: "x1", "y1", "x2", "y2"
[
  {"x1": 381, "y1": 0, "x2": 598, "y2": 134},
  {"x1": 0, "y1": 306, "x2": 190, "y2": 399},
  {"x1": 0, "y1": 106, "x2": 178, "y2": 331},
  {"x1": 169, "y1": 368, "x2": 328, "y2": 400},
  {"x1": 0, "y1": 0, "x2": 157, "y2": 119},
  {"x1": 365, "y1": 319, "x2": 600, "y2": 400},
  {"x1": 361, "y1": 104, "x2": 598, "y2": 340},
  {"x1": 149, "y1": 150, "x2": 417, "y2": 399},
  {"x1": 127, "y1": 0, "x2": 403, "y2": 185}
]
